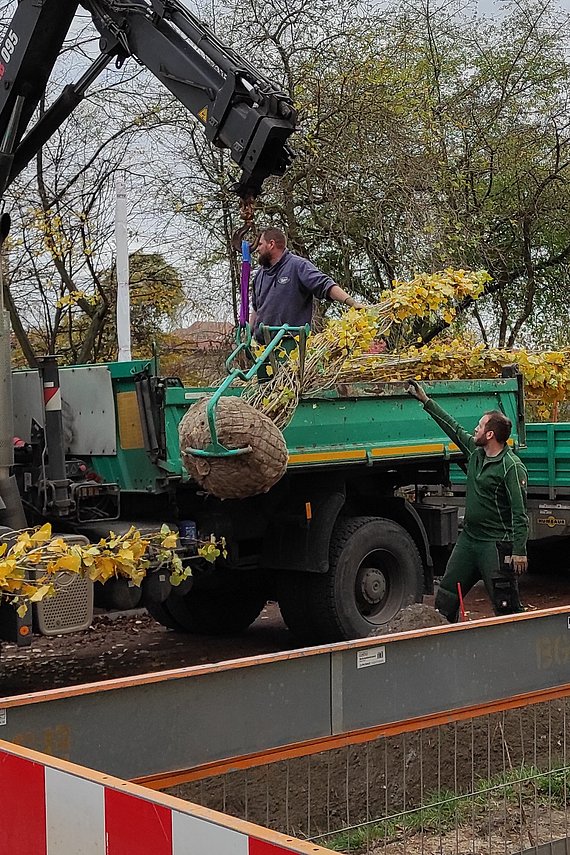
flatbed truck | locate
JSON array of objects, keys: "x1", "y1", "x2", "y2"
[
  {"x1": 1, "y1": 3, "x2": 564, "y2": 646},
  {"x1": 10, "y1": 360, "x2": 541, "y2": 644}
]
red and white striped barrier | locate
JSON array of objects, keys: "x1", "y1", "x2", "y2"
[{"x1": 0, "y1": 741, "x2": 330, "y2": 855}]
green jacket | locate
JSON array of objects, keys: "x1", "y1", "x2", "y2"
[{"x1": 424, "y1": 398, "x2": 529, "y2": 555}]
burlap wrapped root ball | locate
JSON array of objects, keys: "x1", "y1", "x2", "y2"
[{"x1": 179, "y1": 396, "x2": 288, "y2": 499}]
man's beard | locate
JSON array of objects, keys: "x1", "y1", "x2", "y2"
[
  {"x1": 258, "y1": 250, "x2": 272, "y2": 267},
  {"x1": 474, "y1": 435, "x2": 488, "y2": 448}
]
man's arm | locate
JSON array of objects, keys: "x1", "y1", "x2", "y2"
[
  {"x1": 504, "y1": 459, "x2": 529, "y2": 571},
  {"x1": 296, "y1": 259, "x2": 365, "y2": 308},
  {"x1": 327, "y1": 284, "x2": 365, "y2": 310},
  {"x1": 406, "y1": 380, "x2": 476, "y2": 457}
]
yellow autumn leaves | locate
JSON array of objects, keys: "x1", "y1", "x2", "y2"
[
  {"x1": 317, "y1": 268, "x2": 488, "y2": 363},
  {"x1": 333, "y1": 324, "x2": 570, "y2": 421},
  {"x1": 249, "y1": 269, "x2": 488, "y2": 410},
  {"x1": 28, "y1": 207, "x2": 94, "y2": 261},
  {"x1": 55, "y1": 290, "x2": 97, "y2": 309},
  {"x1": 394, "y1": 339, "x2": 570, "y2": 420},
  {"x1": 0, "y1": 523, "x2": 226, "y2": 614},
  {"x1": 247, "y1": 268, "x2": 567, "y2": 424},
  {"x1": 383, "y1": 269, "x2": 489, "y2": 325}
]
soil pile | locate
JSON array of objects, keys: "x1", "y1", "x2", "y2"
[{"x1": 371, "y1": 602, "x2": 449, "y2": 636}]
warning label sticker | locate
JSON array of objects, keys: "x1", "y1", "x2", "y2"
[
  {"x1": 357, "y1": 646, "x2": 386, "y2": 669},
  {"x1": 0, "y1": 709, "x2": 6, "y2": 726}
]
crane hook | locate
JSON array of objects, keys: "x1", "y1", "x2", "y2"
[{"x1": 231, "y1": 194, "x2": 260, "y2": 253}]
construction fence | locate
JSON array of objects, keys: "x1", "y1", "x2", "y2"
[
  {"x1": 0, "y1": 739, "x2": 332, "y2": 855},
  {"x1": 165, "y1": 693, "x2": 570, "y2": 855},
  {"x1": 5, "y1": 609, "x2": 570, "y2": 854}
]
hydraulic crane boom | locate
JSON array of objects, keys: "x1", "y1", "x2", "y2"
[{"x1": 0, "y1": 0, "x2": 297, "y2": 200}]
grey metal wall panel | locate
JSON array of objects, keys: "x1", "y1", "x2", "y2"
[
  {"x1": 11, "y1": 370, "x2": 42, "y2": 442},
  {"x1": 332, "y1": 613, "x2": 570, "y2": 733},
  {"x1": 3, "y1": 611, "x2": 570, "y2": 783},
  {"x1": 0, "y1": 657, "x2": 331, "y2": 779},
  {"x1": 12, "y1": 365, "x2": 116, "y2": 455}
]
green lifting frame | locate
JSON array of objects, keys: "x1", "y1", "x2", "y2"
[{"x1": 182, "y1": 322, "x2": 310, "y2": 459}]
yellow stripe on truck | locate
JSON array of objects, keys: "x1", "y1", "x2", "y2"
[
  {"x1": 288, "y1": 443, "x2": 463, "y2": 465},
  {"x1": 288, "y1": 439, "x2": 512, "y2": 466},
  {"x1": 371, "y1": 443, "x2": 446, "y2": 457},
  {"x1": 288, "y1": 449, "x2": 367, "y2": 465}
]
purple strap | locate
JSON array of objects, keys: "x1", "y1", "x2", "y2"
[{"x1": 239, "y1": 240, "x2": 251, "y2": 327}]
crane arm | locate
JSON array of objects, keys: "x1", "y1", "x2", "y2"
[{"x1": 0, "y1": 0, "x2": 296, "y2": 199}]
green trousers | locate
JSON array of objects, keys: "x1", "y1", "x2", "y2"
[{"x1": 435, "y1": 531, "x2": 524, "y2": 622}]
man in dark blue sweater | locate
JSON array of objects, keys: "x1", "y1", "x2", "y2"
[{"x1": 250, "y1": 228, "x2": 364, "y2": 342}]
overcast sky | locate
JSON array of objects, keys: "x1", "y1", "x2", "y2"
[{"x1": 476, "y1": 0, "x2": 570, "y2": 14}]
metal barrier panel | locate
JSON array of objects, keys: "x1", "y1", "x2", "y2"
[
  {"x1": 0, "y1": 652, "x2": 332, "y2": 780},
  {"x1": 5, "y1": 611, "x2": 570, "y2": 854},
  {"x1": 3, "y1": 609, "x2": 570, "y2": 784},
  {"x1": 331, "y1": 610, "x2": 570, "y2": 732},
  {"x1": 0, "y1": 740, "x2": 333, "y2": 855}
]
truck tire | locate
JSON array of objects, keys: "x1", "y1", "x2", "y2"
[
  {"x1": 162, "y1": 589, "x2": 267, "y2": 635},
  {"x1": 278, "y1": 516, "x2": 424, "y2": 643},
  {"x1": 101, "y1": 577, "x2": 142, "y2": 611},
  {"x1": 145, "y1": 601, "x2": 187, "y2": 631}
]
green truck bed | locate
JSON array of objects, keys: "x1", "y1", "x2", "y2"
[
  {"x1": 162, "y1": 377, "x2": 523, "y2": 478},
  {"x1": 13, "y1": 361, "x2": 524, "y2": 493},
  {"x1": 518, "y1": 422, "x2": 570, "y2": 493},
  {"x1": 449, "y1": 420, "x2": 570, "y2": 495}
]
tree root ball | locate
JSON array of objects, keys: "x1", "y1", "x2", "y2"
[{"x1": 179, "y1": 396, "x2": 288, "y2": 499}]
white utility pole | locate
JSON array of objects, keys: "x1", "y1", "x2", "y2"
[{"x1": 115, "y1": 176, "x2": 131, "y2": 361}]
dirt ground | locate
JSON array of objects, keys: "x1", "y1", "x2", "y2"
[
  {"x1": 2, "y1": 568, "x2": 570, "y2": 696},
  {"x1": 165, "y1": 699, "x2": 570, "y2": 848},
  {"x1": 368, "y1": 806, "x2": 570, "y2": 855}
]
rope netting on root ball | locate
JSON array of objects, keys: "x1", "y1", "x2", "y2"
[{"x1": 179, "y1": 395, "x2": 288, "y2": 499}]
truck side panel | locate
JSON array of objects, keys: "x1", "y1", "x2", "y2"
[
  {"x1": 451, "y1": 422, "x2": 570, "y2": 495},
  {"x1": 165, "y1": 377, "x2": 524, "y2": 477},
  {"x1": 520, "y1": 422, "x2": 570, "y2": 493}
]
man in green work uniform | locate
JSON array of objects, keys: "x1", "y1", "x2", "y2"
[{"x1": 406, "y1": 379, "x2": 529, "y2": 621}]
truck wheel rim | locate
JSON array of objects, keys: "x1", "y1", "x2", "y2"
[{"x1": 355, "y1": 557, "x2": 390, "y2": 616}]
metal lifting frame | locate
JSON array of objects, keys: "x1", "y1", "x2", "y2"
[{"x1": 184, "y1": 323, "x2": 310, "y2": 458}]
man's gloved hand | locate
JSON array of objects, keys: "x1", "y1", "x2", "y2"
[
  {"x1": 405, "y1": 379, "x2": 429, "y2": 404},
  {"x1": 511, "y1": 555, "x2": 528, "y2": 575}
]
